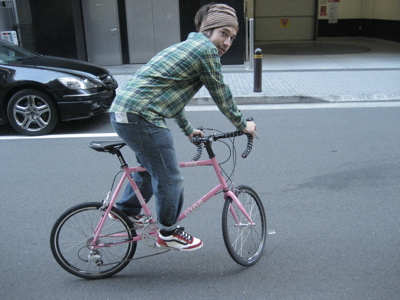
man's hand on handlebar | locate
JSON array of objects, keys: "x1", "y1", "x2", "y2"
[
  {"x1": 188, "y1": 129, "x2": 204, "y2": 141},
  {"x1": 243, "y1": 121, "x2": 257, "y2": 139}
]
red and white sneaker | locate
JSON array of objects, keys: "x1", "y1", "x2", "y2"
[{"x1": 156, "y1": 227, "x2": 203, "y2": 251}]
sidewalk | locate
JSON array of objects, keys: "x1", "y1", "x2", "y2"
[{"x1": 105, "y1": 37, "x2": 400, "y2": 105}]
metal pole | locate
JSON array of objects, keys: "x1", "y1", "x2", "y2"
[
  {"x1": 245, "y1": 18, "x2": 249, "y2": 62},
  {"x1": 249, "y1": 18, "x2": 254, "y2": 69},
  {"x1": 253, "y1": 48, "x2": 262, "y2": 92}
]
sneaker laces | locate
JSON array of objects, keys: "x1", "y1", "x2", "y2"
[{"x1": 174, "y1": 227, "x2": 193, "y2": 243}]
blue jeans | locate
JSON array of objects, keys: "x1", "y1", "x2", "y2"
[{"x1": 110, "y1": 112, "x2": 184, "y2": 232}]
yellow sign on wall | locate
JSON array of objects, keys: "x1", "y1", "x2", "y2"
[{"x1": 280, "y1": 18, "x2": 290, "y2": 28}]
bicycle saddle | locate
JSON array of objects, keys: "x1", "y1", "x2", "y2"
[{"x1": 89, "y1": 141, "x2": 126, "y2": 153}]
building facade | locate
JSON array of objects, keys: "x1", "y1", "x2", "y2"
[{"x1": 1, "y1": 0, "x2": 399, "y2": 66}]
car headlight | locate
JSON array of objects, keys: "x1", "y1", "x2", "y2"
[{"x1": 58, "y1": 77, "x2": 102, "y2": 89}]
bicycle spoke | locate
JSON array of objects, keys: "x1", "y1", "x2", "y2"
[
  {"x1": 222, "y1": 186, "x2": 266, "y2": 266},
  {"x1": 50, "y1": 203, "x2": 136, "y2": 279}
]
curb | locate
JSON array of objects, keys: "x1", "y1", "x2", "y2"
[{"x1": 189, "y1": 95, "x2": 400, "y2": 106}]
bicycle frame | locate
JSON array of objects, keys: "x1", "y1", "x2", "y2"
[
  {"x1": 178, "y1": 157, "x2": 253, "y2": 223},
  {"x1": 91, "y1": 154, "x2": 255, "y2": 248}
]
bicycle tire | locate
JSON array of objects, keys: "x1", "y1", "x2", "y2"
[
  {"x1": 50, "y1": 202, "x2": 137, "y2": 279},
  {"x1": 222, "y1": 185, "x2": 267, "y2": 266}
]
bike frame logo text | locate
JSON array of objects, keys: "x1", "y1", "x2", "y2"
[
  {"x1": 135, "y1": 189, "x2": 146, "y2": 205},
  {"x1": 184, "y1": 199, "x2": 204, "y2": 216}
]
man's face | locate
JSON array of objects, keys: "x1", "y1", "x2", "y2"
[{"x1": 208, "y1": 26, "x2": 237, "y2": 57}]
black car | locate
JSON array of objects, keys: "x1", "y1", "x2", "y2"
[{"x1": 0, "y1": 40, "x2": 118, "y2": 135}]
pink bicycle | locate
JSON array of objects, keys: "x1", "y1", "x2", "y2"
[{"x1": 50, "y1": 126, "x2": 267, "y2": 279}]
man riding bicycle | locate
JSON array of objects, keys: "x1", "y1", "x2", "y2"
[{"x1": 109, "y1": 3, "x2": 257, "y2": 251}]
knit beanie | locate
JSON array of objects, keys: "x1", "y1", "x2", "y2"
[{"x1": 199, "y1": 4, "x2": 239, "y2": 32}]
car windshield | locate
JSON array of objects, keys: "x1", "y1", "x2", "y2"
[{"x1": 0, "y1": 41, "x2": 39, "y2": 63}]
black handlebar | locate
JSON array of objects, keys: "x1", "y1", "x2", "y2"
[
  {"x1": 191, "y1": 144, "x2": 203, "y2": 161},
  {"x1": 190, "y1": 117, "x2": 255, "y2": 161},
  {"x1": 241, "y1": 116, "x2": 254, "y2": 158},
  {"x1": 241, "y1": 134, "x2": 254, "y2": 158}
]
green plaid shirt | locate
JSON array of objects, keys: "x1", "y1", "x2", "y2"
[{"x1": 109, "y1": 32, "x2": 246, "y2": 135}]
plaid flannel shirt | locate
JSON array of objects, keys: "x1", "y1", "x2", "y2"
[{"x1": 109, "y1": 32, "x2": 246, "y2": 135}]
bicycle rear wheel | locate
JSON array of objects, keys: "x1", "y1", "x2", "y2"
[
  {"x1": 222, "y1": 185, "x2": 267, "y2": 266},
  {"x1": 50, "y1": 202, "x2": 136, "y2": 279}
]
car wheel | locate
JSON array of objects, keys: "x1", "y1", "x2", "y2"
[{"x1": 7, "y1": 89, "x2": 60, "y2": 136}]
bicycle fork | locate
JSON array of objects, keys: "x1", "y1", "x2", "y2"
[{"x1": 226, "y1": 189, "x2": 256, "y2": 227}]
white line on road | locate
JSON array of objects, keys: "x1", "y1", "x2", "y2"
[
  {"x1": 2, "y1": 102, "x2": 400, "y2": 141},
  {"x1": 0, "y1": 132, "x2": 118, "y2": 141},
  {"x1": 187, "y1": 101, "x2": 400, "y2": 111}
]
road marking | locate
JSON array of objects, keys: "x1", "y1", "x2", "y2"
[
  {"x1": 0, "y1": 133, "x2": 118, "y2": 140},
  {"x1": 2, "y1": 102, "x2": 399, "y2": 140},
  {"x1": 186, "y1": 101, "x2": 400, "y2": 111}
]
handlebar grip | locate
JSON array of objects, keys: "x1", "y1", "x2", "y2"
[
  {"x1": 191, "y1": 144, "x2": 203, "y2": 161},
  {"x1": 190, "y1": 127, "x2": 204, "y2": 146},
  {"x1": 241, "y1": 133, "x2": 253, "y2": 159},
  {"x1": 225, "y1": 131, "x2": 242, "y2": 138},
  {"x1": 190, "y1": 127, "x2": 205, "y2": 161},
  {"x1": 190, "y1": 135, "x2": 201, "y2": 146},
  {"x1": 241, "y1": 117, "x2": 254, "y2": 158}
]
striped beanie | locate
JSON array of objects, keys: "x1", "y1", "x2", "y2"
[{"x1": 199, "y1": 4, "x2": 239, "y2": 32}]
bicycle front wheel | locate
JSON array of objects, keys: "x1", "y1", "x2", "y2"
[
  {"x1": 222, "y1": 185, "x2": 267, "y2": 266},
  {"x1": 50, "y1": 202, "x2": 136, "y2": 279}
]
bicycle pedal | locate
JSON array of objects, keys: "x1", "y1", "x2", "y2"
[
  {"x1": 148, "y1": 242, "x2": 171, "y2": 253},
  {"x1": 155, "y1": 244, "x2": 179, "y2": 251}
]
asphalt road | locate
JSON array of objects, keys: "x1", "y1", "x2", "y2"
[{"x1": 1, "y1": 104, "x2": 399, "y2": 299}]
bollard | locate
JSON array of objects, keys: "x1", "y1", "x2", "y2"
[{"x1": 253, "y1": 48, "x2": 262, "y2": 92}]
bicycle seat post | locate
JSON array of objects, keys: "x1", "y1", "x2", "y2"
[{"x1": 113, "y1": 149, "x2": 128, "y2": 169}]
